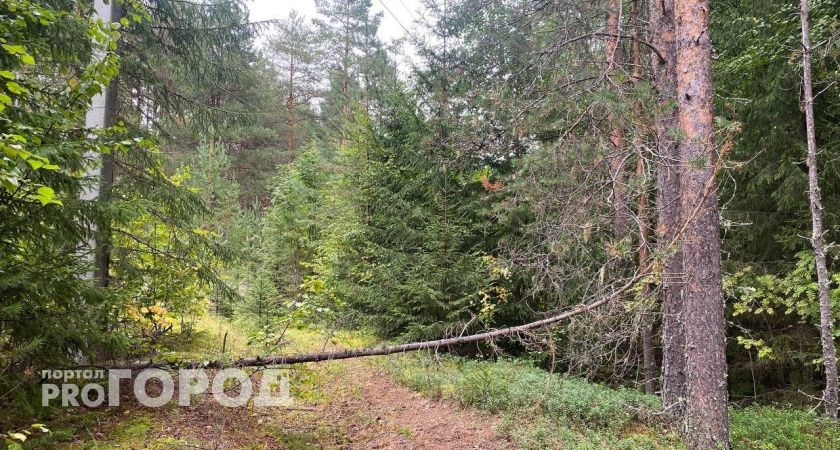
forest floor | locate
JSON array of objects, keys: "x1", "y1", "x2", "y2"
[
  {"x1": 52, "y1": 316, "x2": 512, "y2": 450},
  {"x1": 38, "y1": 315, "x2": 840, "y2": 449}
]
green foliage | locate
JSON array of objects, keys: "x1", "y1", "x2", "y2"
[
  {"x1": 0, "y1": 0, "x2": 239, "y2": 392},
  {"x1": 387, "y1": 355, "x2": 681, "y2": 449},
  {"x1": 714, "y1": 0, "x2": 840, "y2": 261},
  {"x1": 497, "y1": 414, "x2": 670, "y2": 450},
  {"x1": 388, "y1": 354, "x2": 840, "y2": 449},
  {"x1": 730, "y1": 405, "x2": 840, "y2": 449},
  {"x1": 110, "y1": 169, "x2": 213, "y2": 342},
  {"x1": 0, "y1": 0, "x2": 130, "y2": 372},
  {"x1": 392, "y1": 356, "x2": 661, "y2": 430},
  {"x1": 263, "y1": 144, "x2": 330, "y2": 298},
  {"x1": 237, "y1": 270, "x2": 282, "y2": 323},
  {"x1": 727, "y1": 251, "x2": 840, "y2": 331},
  {"x1": 144, "y1": 2, "x2": 288, "y2": 207},
  {"x1": 120, "y1": 0, "x2": 260, "y2": 133},
  {"x1": 306, "y1": 94, "x2": 513, "y2": 340},
  {"x1": 724, "y1": 250, "x2": 840, "y2": 390},
  {"x1": 712, "y1": 0, "x2": 840, "y2": 400},
  {"x1": 186, "y1": 141, "x2": 253, "y2": 255}
]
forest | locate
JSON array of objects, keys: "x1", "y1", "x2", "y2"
[{"x1": 1, "y1": 0, "x2": 840, "y2": 449}]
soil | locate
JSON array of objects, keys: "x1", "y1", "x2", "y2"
[{"x1": 65, "y1": 358, "x2": 513, "y2": 450}]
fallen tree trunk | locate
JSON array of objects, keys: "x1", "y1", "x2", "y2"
[{"x1": 107, "y1": 278, "x2": 636, "y2": 371}]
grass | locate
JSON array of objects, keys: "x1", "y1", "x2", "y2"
[
  {"x1": 0, "y1": 314, "x2": 336, "y2": 449},
  {"x1": 29, "y1": 314, "x2": 367, "y2": 449},
  {"x1": 264, "y1": 421, "x2": 349, "y2": 450},
  {"x1": 11, "y1": 314, "x2": 833, "y2": 450},
  {"x1": 155, "y1": 314, "x2": 256, "y2": 362},
  {"x1": 61, "y1": 413, "x2": 198, "y2": 450},
  {"x1": 382, "y1": 354, "x2": 840, "y2": 450},
  {"x1": 730, "y1": 405, "x2": 840, "y2": 449}
]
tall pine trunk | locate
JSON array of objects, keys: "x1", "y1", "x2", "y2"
[
  {"x1": 606, "y1": 0, "x2": 630, "y2": 240},
  {"x1": 631, "y1": 0, "x2": 657, "y2": 396},
  {"x1": 674, "y1": 0, "x2": 730, "y2": 447},
  {"x1": 650, "y1": 0, "x2": 686, "y2": 417},
  {"x1": 799, "y1": 0, "x2": 839, "y2": 420}
]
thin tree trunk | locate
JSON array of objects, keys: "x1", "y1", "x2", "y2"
[
  {"x1": 636, "y1": 153, "x2": 656, "y2": 394},
  {"x1": 637, "y1": 154, "x2": 657, "y2": 395},
  {"x1": 799, "y1": 0, "x2": 839, "y2": 420},
  {"x1": 340, "y1": 12, "x2": 351, "y2": 148},
  {"x1": 606, "y1": 0, "x2": 630, "y2": 240},
  {"x1": 674, "y1": 0, "x2": 730, "y2": 447},
  {"x1": 650, "y1": 0, "x2": 686, "y2": 419},
  {"x1": 631, "y1": 0, "x2": 656, "y2": 396},
  {"x1": 286, "y1": 56, "x2": 296, "y2": 152}
]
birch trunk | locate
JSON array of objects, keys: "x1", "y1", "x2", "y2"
[{"x1": 83, "y1": 0, "x2": 120, "y2": 288}]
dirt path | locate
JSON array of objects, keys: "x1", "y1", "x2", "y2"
[
  {"x1": 319, "y1": 360, "x2": 512, "y2": 449},
  {"x1": 63, "y1": 357, "x2": 513, "y2": 449}
]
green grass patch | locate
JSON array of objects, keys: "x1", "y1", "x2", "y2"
[
  {"x1": 263, "y1": 421, "x2": 349, "y2": 450},
  {"x1": 730, "y1": 405, "x2": 840, "y2": 449},
  {"x1": 58, "y1": 413, "x2": 196, "y2": 449},
  {"x1": 383, "y1": 354, "x2": 840, "y2": 449},
  {"x1": 156, "y1": 314, "x2": 256, "y2": 362}
]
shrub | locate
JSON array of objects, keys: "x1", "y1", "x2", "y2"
[{"x1": 731, "y1": 405, "x2": 840, "y2": 449}]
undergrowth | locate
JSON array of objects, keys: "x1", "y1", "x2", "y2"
[
  {"x1": 0, "y1": 315, "x2": 355, "y2": 449},
  {"x1": 383, "y1": 354, "x2": 840, "y2": 450}
]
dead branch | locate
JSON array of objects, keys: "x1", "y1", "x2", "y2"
[{"x1": 101, "y1": 277, "x2": 638, "y2": 371}]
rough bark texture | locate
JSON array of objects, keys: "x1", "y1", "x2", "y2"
[
  {"x1": 632, "y1": 0, "x2": 656, "y2": 396},
  {"x1": 606, "y1": 0, "x2": 630, "y2": 240},
  {"x1": 799, "y1": 0, "x2": 839, "y2": 420},
  {"x1": 674, "y1": 0, "x2": 730, "y2": 447},
  {"x1": 650, "y1": 0, "x2": 686, "y2": 417}
]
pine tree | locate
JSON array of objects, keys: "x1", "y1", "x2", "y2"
[
  {"x1": 674, "y1": 0, "x2": 730, "y2": 446},
  {"x1": 650, "y1": 0, "x2": 687, "y2": 419},
  {"x1": 266, "y1": 12, "x2": 323, "y2": 153},
  {"x1": 314, "y1": 0, "x2": 385, "y2": 142}
]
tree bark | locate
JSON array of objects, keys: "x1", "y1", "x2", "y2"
[
  {"x1": 606, "y1": 0, "x2": 630, "y2": 240},
  {"x1": 650, "y1": 0, "x2": 686, "y2": 417},
  {"x1": 631, "y1": 0, "x2": 657, "y2": 396},
  {"x1": 674, "y1": 0, "x2": 730, "y2": 447},
  {"x1": 799, "y1": 0, "x2": 839, "y2": 420},
  {"x1": 650, "y1": 0, "x2": 686, "y2": 419},
  {"x1": 638, "y1": 152, "x2": 657, "y2": 395},
  {"x1": 636, "y1": 153, "x2": 656, "y2": 395}
]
